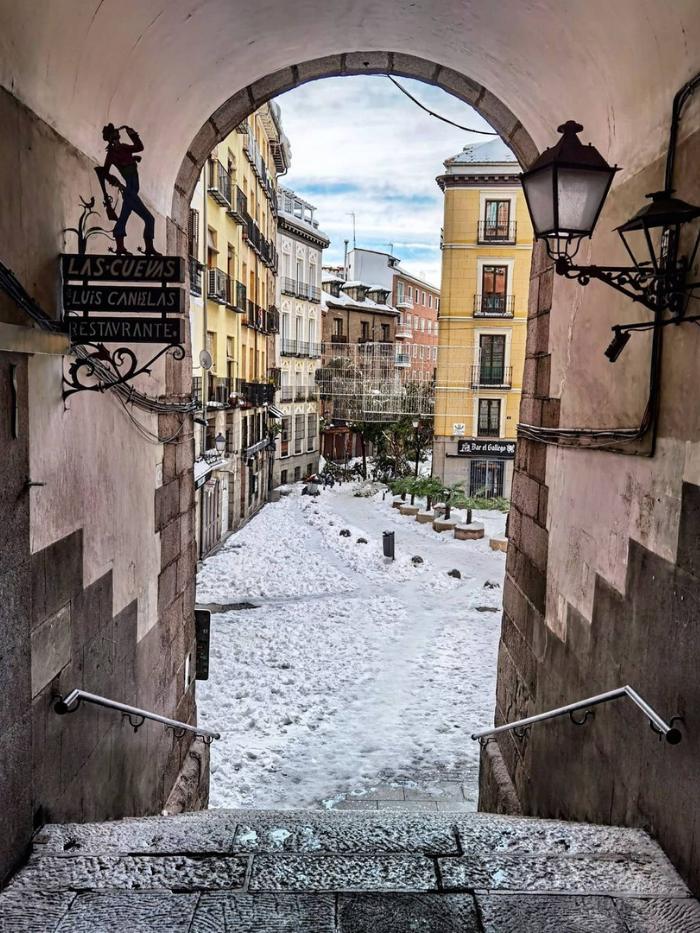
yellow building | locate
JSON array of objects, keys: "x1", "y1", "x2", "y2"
[
  {"x1": 433, "y1": 139, "x2": 533, "y2": 498},
  {"x1": 188, "y1": 103, "x2": 289, "y2": 555}
]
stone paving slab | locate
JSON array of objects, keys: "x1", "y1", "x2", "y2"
[
  {"x1": 0, "y1": 890, "x2": 76, "y2": 933},
  {"x1": 33, "y1": 814, "x2": 238, "y2": 855},
  {"x1": 10, "y1": 855, "x2": 248, "y2": 893},
  {"x1": 476, "y1": 893, "x2": 627, "y2": 932},
  {"x1": 232, "y1": 812, "x2": 458, "y2": 855},
  {"x1": 190, "y1": 893, "x2": 335, "y2": 931},
  {"x1": 54, "y1": 892, "x2": 198, "y2": 933},
  {"x1": 454, "y1": 815, "x2": 662, "y2": 858},
  {"x1": 439, "y1": 853, "x2": 691, "y2": 896},
  {"x1": 337, "y1": 893, "x2": 479, "y2": 931},
  {"x1": 613, "y1": 895, "x2": 700, "y2": 931},
  {"x1": 249, "y1": 855, "x2": 439, "y2": 892}
]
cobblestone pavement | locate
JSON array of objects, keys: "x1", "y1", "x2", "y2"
[{"x1": 2, "y1": 809, "x2": 699, "y2": 931}]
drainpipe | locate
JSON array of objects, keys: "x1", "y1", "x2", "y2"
[{"x1": 200, "y1": 162, "x2": 209, "y2": 559}]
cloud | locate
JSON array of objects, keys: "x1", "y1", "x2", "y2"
[{"x1": 275, "y1": 76, "x2": 501, "y2": 288}]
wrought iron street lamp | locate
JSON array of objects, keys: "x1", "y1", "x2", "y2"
[
  {"x1": 520, "y1": 116, "x2": 700, "y2": 358},
  {"x1": 214, "y1": 432, "x2": 226, "y2": 455}
]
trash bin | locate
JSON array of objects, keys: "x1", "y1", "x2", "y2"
[{"x1": 383, "y1": 530, "x2": 395, "y2": 560}]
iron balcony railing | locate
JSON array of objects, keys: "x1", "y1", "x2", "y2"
[
  {"x1": 477, "y1": 422, "x2": 500, "y2": 437},
  {"x1": 395, "y1": 322, "x2": 413, "y2": 338},
  {"x1": 280, "y1": 339, "x2": 321, "y2": 358},
  {"x1": 471, "y1": 685, "x2": 682, "y2": 746},
  {"x1": 474, "y1": 294, "x2": 516, "y2": 317},
  {"x1": 295, "y1": 386, "x2": 307, "y2": 402},
  {"x1": 280, "y1": 277, "x2": 320, "y2": 302},
  {"x1": 208, "y1": 268, "x2": 231, "y2": 305},
  {"x1": 477, "y1": 220, "x2": 517, "y2": 243},
  {"x1": 242, "y1": 382, "x2": 275, "y2": 407},
  {"x1": 472, "y1": 365, "x2": 513, "y2": 387},
  {"x1": 207, "y1": 159, "x2": 231, "y2": 208},
  {"x1": 279, "y1": 386, "x2": 294, "y2": 403},
  {"x1": 281, "y1": 276, "x2": 297, "y2": 297},
  {"x1": 188, "y1": 255, "x2": 202, "y2": 297},
  {"x1": 234, "y1": 281, "x2": 246, "y2": 313},
  {"x1": 54, "y1": 690, "x2": 220, "y2": 742},
  {"x1": 227, "y1": 185, "x2": 247, "y2": 224},
  {"x1": 330, "y1": 334, "x2": 348, "y2": 344}
]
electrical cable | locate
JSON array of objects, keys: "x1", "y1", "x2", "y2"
[{"x1": 386, "y1": 76, "x2": 499, "y2": 136}]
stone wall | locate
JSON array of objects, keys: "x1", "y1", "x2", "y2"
[
  {"x1": 483, "y1": 123, "x2": 700, "y2": 894},
  {"x1": 0, "y1": 86, "x2": 203, "y2": 886}
]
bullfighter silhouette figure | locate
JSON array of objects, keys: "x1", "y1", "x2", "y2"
[{"x1": 95, "y1": 123, "x2": 160, "y2": 256}]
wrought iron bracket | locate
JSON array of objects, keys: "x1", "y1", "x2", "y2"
[
  {"x1": 569, "y1": 709, "x2": 594, "y2": 726},
  {"x1": 63, "y1": 342, "x2": 186, "y2": 398},
  {"x1": 554, "y1": 256, "x2": 686, "y2": 313}
]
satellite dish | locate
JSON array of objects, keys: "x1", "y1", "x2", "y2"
[{"x1": 199, "y1": 349, "x2": 213, "y2": 371}]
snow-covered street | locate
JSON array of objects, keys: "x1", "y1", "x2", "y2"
[{"x1": 197, "y1": 482, "x2": 506, "y2": 812}]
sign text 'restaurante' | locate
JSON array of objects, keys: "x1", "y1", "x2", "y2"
[
  {"x1": 62, "y1": 254, "x2": 185, "y2": 283},
  {"x1": 68, "y1": 317, "x2": 183, "y2": 344}
]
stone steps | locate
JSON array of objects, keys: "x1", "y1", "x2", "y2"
[{"x1": 1, "y1": 809, "x2": 699, "y2": 931}]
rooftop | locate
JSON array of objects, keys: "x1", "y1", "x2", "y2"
[{"x1": 445, "y1": 137, "x2": 518, "y2": 166}]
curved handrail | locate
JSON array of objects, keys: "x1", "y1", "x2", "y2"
[
  {"x1": 471, "y1": 685, "x2": 682, "y2": 745},
  {"x1": 54, "y1": 689, "x2": 221, "y2": 743}
]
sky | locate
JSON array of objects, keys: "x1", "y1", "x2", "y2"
[{"x1": 275, "y1": 76, "x2": 500, "y2": 288}]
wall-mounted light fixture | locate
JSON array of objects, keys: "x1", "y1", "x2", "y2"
[
  {"x1": 521, "y1": 107, "x2": 700, "y2": 360},
  {"x1": 214, "y1": 432, "x2": 226, "y2": 455}
]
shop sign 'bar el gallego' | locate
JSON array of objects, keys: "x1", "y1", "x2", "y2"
[
  {"x1": 68, "y1": 316, "x2": 184, "y2": 344},
  {"x1": 61, "y1": 254, "x2": 185, "y2": 283},
  {"x1": 457, "y1": 438, "x2": 516, "y2": 458},
  {"x1": 63, "y1": 284, "x2": 184, "y2": 313}
]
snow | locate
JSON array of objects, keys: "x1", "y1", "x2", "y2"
[{"x1": 197, "y1": 481, "x2": 507, "y2": 811}]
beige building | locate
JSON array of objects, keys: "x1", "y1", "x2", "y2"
[{"x1": 433, "y1": 138, "x2": 533, "y2": 497}]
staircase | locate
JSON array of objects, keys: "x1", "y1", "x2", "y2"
[{"x1": 1, "y1": 809, "x2": 698, "y2": 931}]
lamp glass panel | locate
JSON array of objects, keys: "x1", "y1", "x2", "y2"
[
  {"x1": 522, "y1": 167, "x2": 555, "y2": 235},
  {"x1": 556, "y1": 168, "x2": 612, "y2": 234}
]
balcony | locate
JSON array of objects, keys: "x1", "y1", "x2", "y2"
[
  {"x1": 246, "y1": 300, "x2": 265, "y2": 330},
  {"x1": 477, "y1": 220, "x2": 517, "y2": 244},
  {"x1": 241, "y1": 382, "x2": 276, "y2": 407},
  {"x1": 294, "y1": 386, "x2": 307, "y2": 402},
  {"x1": 234, "y1": 281, "x2": 247, "y2": 313},
  {"x1": 188, "y1": 255, "x2": 202, "y2": 297},
  {"x1": 279, "y1": 277, "x2": 320, "y2": 302},
  {"x1": 309, "y1": 284, "x2": 321, "y2": 303},
  {"x1": 227, "y1": 186, "x2": 247, "y2": 224},
  {"x1": 396, "y1": 299, "x2": 414, "y2": 310},
  {"x1": 207, "y1": 159, "x2": 231, "y2": 208},
  {"x1": 477, "y1": 422, "x2": 501, "y2": 437},
  {"x1": 267, "y1": 306, "x2": 280, "y2": 334},
  {"x1": 281, "y1": 276, "x2": 296, "y2": 297},
  {"x1": 279, "y1": 386, "x2": 294, "y2": 403},
  {"x1": 471, "y1": 365, "x2": 513, "y2": 388},
  {"x1": 208, "y1": 268, "x2": 231, "y2": 305},
  {"x1": 395, "y1": 322, "x2": 413, "y2": 339},
  {"x1": 280, "y1": 339, "x2": 321, "y2": 358},
  {"x1": 473, "y1": 294, "x2": 515, "y2": 317},
  {"x1": 395, "y1": 353, "x2": 411, "y2": 368},
  {"x1": 330, "y1": 334, "x2": 348, "y2": 344}
]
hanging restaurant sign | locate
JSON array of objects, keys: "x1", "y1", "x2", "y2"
[
  {"x1": 68, "y1": 317, "x2": 183, "y2": 344},
  {"x1": 61, "y1": 254, "x2": 185, "y2": 283},
  {"x1": 63, "y1": 284, "x2": 184, "y2": 313}
]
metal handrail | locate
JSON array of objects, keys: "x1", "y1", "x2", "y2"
[
  {"x1": 54, "y1": 689, "x2": 221, "y2": 743},
  {"x1": 471, "y1": 685, "x2": 682, "y2": 745}
]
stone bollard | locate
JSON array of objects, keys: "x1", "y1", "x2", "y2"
[
  {"x1": 489, "y1": 535, "x2": 508, "y2": 552},
  {"x1": 399, "y1": 505, "x2": 420, "y2": 516},
  {"x1": 433, "y1": 518, "x2": 457, "y2": 533},
  {"x1": 415, "y1": 510, "x2": 434, "y2": 524}
]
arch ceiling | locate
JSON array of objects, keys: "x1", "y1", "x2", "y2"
[{"x1": 1, "y1": 0, "x2": 699, "y2": 215}]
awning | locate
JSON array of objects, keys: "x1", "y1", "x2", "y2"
[{"x1": 267, "y1": 404, "x2": 284, "y2": 418}]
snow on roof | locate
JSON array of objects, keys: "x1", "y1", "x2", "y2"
[
  {"x1": 445, "y1": 137, "x2": 517, "y2": 166},
  {"x1": 322, "y1": 285, "x2": 398, "y2": 315}
]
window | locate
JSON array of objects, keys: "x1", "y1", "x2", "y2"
[
  {"x1": 428, "y1": 295, "x2": 433, "y2": 309},
  {"x1": 397, "y1": 281, "x2": 405, "y2": 303},
  {"x1": 361, "y1": 321, "x2": 370, "y2": 340},
  {"x1": 481, "y1": 265, "x2": 508, "y2": 313},
  {"x1": 427, "y1": 321, "x2": 432, "y2": 334},
  {"x1": 433, "y1": 346, "x2": 438, "y2": 360},
  {"x1": 484, "y1": 199, "x2": 511, "y2": 239},
  {"x1": 306, "y1": 463, "x2": 313, "y2": 475},
  {"x1": 294, "y1": 466, "x2": 301, "y2": 481},
  {"x1": 469, "y1": 460, "x2": 504, "y2": 498},
  {"x1": 478, "y1": 399, "x2": 501, "y2": 437},
  {"x1": 434, "y1": 323, "x2": 438, "y2": 338},
  {"x1": 307, "y1": 413, "x2": 316, "y2": 451},
  {"x1": 295, "y1": 414, "x2": 306, "y2": 438},
  {"x1": 421, "y1": 319, "x2": 425, "y2": 332},
  {"x1": 413, "y1": 343, "x2": 417, "y2": 358},
  {"x1": 280, "y1": 417, "x2": 290, "y2": 457},
  {"x1": 436, "y1": 298, "x2": 440, "y2": 312},
  {"x1": 281, "y1": 470, "x2": 288, "y2": 485},
  {"x1": 334, "y1": 318, "x2": 344, "y2": 336},
  {"x1": 479, "y1": 334, "x2": 506, "y2": 384},
  {"x1": 422, "y1": 292, "x2": 426, "y2": 306},
  {"x1": 419, "y1": 346, "x2": 424, "y2": 360},
  {"x1": 408, "y1": 285, "x2": 413, "y2": 299},
  {"x1": 381, "y1": 323, "x2": 390, "y2": 342},
  {"x1": 407, "y1": 313, "x2": 412, "y2": 325}
]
